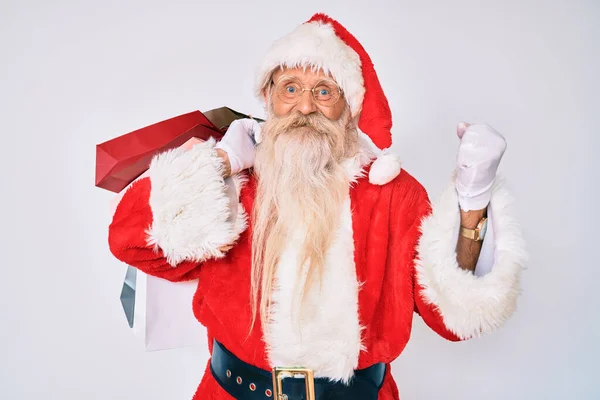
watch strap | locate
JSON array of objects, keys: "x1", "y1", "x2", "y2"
[
  {"x1": 460, "y1": 225, "x2": 481, "y2": 241},
  {"x1": 460, "y1": 217, "x2": 487, "y2": 241}
]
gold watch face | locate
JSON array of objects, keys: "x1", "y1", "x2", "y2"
[{"x1": 479, "y1": 218, "x2": 488, "y2": 240}]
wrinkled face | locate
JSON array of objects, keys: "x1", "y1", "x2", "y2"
[{"x1": 265, "y1": 67, "x2": 347, "y2": 121}]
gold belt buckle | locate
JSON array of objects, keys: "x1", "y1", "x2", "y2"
[{"x1": 272, "y1": 367, "x2": 315, "y2": 400}]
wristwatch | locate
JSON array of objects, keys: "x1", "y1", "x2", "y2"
[{"x1": 459, "y1": 217, "x2": 488, "y2": 241}]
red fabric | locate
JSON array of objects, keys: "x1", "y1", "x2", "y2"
[
  {"x1": 307, "y1": 13, "x2": 393, "y2": 150},
  {"x1": 108, "y1": 169, "x2": 462, "y2": 399},
  {"x1": 108, "y1": 177, "x2": 202, "y2": 282}
]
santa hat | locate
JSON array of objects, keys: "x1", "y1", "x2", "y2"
[{"x1": 255, "y1": 13, "x2": 402, "y2": 185}]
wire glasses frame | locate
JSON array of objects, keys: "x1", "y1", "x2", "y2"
[{"x1": 272, "y1": 75, "x2": 343, "y2": 107}]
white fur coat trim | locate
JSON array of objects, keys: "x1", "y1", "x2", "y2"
[
  {"x1": 146, "y1": 138, "x2": 248, "y2": 267},
  {"x1": 255, "y1": 20, "x2": 365, "y2": 116},
  {"x1": 265, "y1": 197, "x2": 363, "y2": 383},
  {"x1": 415, "y1": 175, "x2": 527, "y2": 339}
]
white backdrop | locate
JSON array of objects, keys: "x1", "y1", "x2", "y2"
[{"x1": 1, "y1": 0, "x2": 598, "y2": 399}]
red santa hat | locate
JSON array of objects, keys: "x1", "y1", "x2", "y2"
[{"x1": 255, "y1": 13, "x2": 402, "y2": 185}]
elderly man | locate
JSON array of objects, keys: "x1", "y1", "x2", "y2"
[{"x1": 108, "y1": 13, "x2": 526, "y2": 400}]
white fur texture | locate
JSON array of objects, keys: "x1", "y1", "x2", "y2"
[
  {"x1": 146, "y1": 138, "x2": 248, "y2": 267},
  {"x1": 265, "y1": 197, "x2": 364, "y2": 383},
  {"x1": 255, "y1": 20, "x2": 365, "y2": 116},
  {"x1": 369, "y1": 151, "x2": 402, "y2": 185},
  {"x1": 415, "y1": 175, "x2": 528, "y2": 339}
]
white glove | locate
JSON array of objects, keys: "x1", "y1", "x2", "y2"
[
  {"x1": 455, "y1": 122, "x2": 507, "y2": 211},
  {"x1": 214, "y1": 118, "x2": 261, "y2": 175}
]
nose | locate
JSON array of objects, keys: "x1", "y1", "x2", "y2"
[{"x1": 295, "y1": 90, "x2": 318, "y2": 115}]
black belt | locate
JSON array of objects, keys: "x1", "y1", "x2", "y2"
[{"x1": 210, "y1": 339, "x2": 386, "y2": 400}]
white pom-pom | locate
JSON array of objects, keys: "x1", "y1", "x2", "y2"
[{"x1": 369, "y1": 152, "x2": 402, "y2": 185}]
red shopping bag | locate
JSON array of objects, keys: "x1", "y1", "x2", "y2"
[{"x1": 95, "y1": 110, "x2": 223, "y2": 193}]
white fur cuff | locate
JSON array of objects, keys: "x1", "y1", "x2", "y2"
[
  {"x1": 415, "y1": 175, "x2": 527, "y2": 339},
  {"x1": 146, "y1": 138, "x2": 248, "y2": 267}
]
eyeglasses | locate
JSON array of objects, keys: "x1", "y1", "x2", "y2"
[{"x1": 273, "y1": 76, "x2": 343, "y2": 107}]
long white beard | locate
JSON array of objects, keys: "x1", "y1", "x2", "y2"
[{"x1": 250, "y1": 106, "x2": 358, "y2": 330}]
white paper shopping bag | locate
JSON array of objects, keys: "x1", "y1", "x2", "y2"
[
  {"x1": 133, "y1": 270, "x2": 205, "y2": 351},
  {"x1": 112, "y1": 137, "x2": 207, "y2": 351}
]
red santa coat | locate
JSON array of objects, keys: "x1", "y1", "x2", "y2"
[{"x1": 108, "y1": 138, "x2": 526, "y2": 399}]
